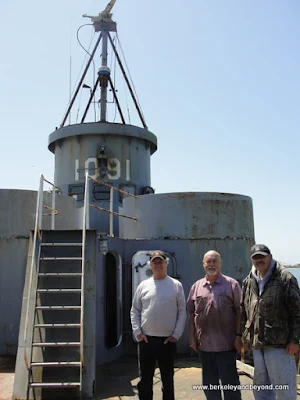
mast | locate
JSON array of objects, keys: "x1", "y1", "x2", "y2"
[
  {"x1": 60, "y1": 0, "x2": 147, "y2": 128},
  {"x1": 100, "y1": 30, "x2": 108, "y2": 121},
  {"x1": 83, "y1": 0, "x2": 117, "y2": 122}
]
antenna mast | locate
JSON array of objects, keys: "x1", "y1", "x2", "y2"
[
  {"x1": 83, "y1": 0, "x2": 117, "y2": 122},
  {"x1": 60, "y1": 0, "x2": 147, "y2": 129}
]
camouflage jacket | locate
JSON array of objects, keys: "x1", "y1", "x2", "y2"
[{"x1": 241, "y1": 261, "x2": 300, "y2": 348}]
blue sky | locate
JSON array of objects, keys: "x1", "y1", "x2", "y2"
[{"x1": 0, "y1": 0, "x2": 299, "y2": 263}]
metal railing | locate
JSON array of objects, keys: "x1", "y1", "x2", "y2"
[
  {"x1": 24, "y1": 173, "x2": 137, "y2": 370},
  {"x1": 87, "y1": 175, "x2": 137, "y2": 237},
  {"x1": 80, "y1": 173, "x2": 89, "y2": 386},
  {"x1": 23, "y1": 174, "x2": 61, "y2": 369}
]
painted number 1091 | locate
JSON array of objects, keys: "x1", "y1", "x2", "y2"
[{"x1": 74, "y1": 158, "x2": 130, "y2": 181}]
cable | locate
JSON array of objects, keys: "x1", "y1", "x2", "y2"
[
  {"x1": 62, "y1": 25, "x2": 94, "y2": 122},
  {"x1": 72, "y1": 24, "x2": 94, "y2": 92},
  {"x1": 94, "y1": 88, "x2": 97, "y2": 122},
  {"x1": 75, "y1": 24, "x2": 98, "y2": 122},
  {"x1": 76, "y1": 88, "x2": 84, "y2": 123},
  {"x1": 123, "y1": 76, "x2": 131, "y2": 124},
  {"x1": 111, "y1": 34, "x2": 118, "y2": 123},
  {"x1": 116, "y1": 33, "x2": 146, "y2": 122}
]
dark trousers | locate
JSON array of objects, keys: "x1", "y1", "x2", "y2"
[
  {"x1": 137, "y1": 336, "x2": 175, "y2": 400},
  {"x1": 200, "y1": 350, "x2": 241, "y2": 400}
]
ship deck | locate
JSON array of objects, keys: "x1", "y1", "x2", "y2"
[{"x1": 1, "y1": 355, "x2": 299, "y2": 399}]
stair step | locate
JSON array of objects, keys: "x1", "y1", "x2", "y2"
[
  {"x1": 31, "y1": 362, "x2": 81, "y2": 367},
  {"x1": 35, "y1": 306, "x2": 81, "y2": 310},
  {"x1": 34, "y1": 324, "x2": 80, "y2": 328},
  {"x1": 41, "y1": 243, "x2": 82, "y2": 247},
  {"x1": 30, "y1": 382, "x2": 80, "y2": 388},
  {"x1": 40, "y1": 257, "x2": 82, "y2": 261},
  {"x1": 37, "y1": 289, "x2": 81, "y2": 293},
  {"x1": 32, "y1": 342, "x2": 80, "y2": 347},
  {"x1": 38, "y1": 273, "x2": 82, "y2": 277}
]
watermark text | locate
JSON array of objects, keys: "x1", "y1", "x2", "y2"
[{"x1": 192, "y1": 384, "x2": 289, "y2": 391}]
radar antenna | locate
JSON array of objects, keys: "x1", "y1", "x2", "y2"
[
  {"x1": 102, "y1": 0, "x2": 116, "y2": 19},
  {"x1": 82, "y1": 0, "x2": 116, "y2": 23}
]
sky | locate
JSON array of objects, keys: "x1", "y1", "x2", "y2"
[{"x1": 0, "y1": 0, "x2": 299, "y2": 263}]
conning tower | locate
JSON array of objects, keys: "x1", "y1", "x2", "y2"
[{"x1": 48, "y1": 2, "x2": 156, "y2": 232}]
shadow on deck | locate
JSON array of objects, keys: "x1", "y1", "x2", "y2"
[
  {"x1": 0, "y1": 354, "x2": 262, "y2": 400},
  {"x1": 95, "y1": 354, "x2": 202, "y2": 400}
]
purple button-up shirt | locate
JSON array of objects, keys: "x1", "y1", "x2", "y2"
[{"x1": 187, "y1": 274, "x2": 241, "y2": 352}]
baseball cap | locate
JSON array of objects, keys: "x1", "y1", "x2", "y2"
[
  {"x1": 149, "y1": 250, "x2": 167, "y2": 262},
  {"x1": 250, "y1": 244, "x2": 271, "y2": 258}
]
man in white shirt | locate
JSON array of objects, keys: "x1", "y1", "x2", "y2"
[{"x1": 130, "y1": 250, "x2": 186, "y2": 400}]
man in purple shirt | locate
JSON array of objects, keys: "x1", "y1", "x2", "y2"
[{"x1": 187, "y1": 250, "x2": 242, "y2": 400}]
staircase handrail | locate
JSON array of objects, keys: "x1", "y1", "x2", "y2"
[
  {"x1": 80, "y1": 173, "x2": 89, "y2": 387},
  {"x1": 87, "y1": 175, "x2": 137, "y2": 237},
  {"x1": 23, "y1": 174, "x2": 61, "y2": 369}
]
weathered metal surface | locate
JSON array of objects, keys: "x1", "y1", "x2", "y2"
[
  {"x1": 89, "y1": 176, "x2": 137, "y2": 198},
  {"x1": 90, "y1": 204, "x2": 137, "y2": 221},
  {"x1": 82, "y1": 230, "x2": 97, "y2": 399},
  {"x1": 0, "y1": 190, "x2": 79, "y2": 356},
  {"x1": 121, "y1": 192, "x2": 254, "y2": 240},
  {"x1": 49, "y1": 125, "x2": 155, "y2": 190},
  {"x1": 48, "y1": 123, "x2": 157, "y2": 154},
  {"x1": 12, "y1": 230, "x2": 96, "y2": 400},
  {"x1": 0, "y1": 237, "x2": 28, "y2": 356},
  {"x1": 96, "y1": 238, "x2": 125, "y2": 366},
  {"x1": 48, "y1": 122, "x2": 156, "y2": 233}
]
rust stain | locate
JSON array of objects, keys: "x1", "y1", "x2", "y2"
[
  {"x1": 23, "y1": 354, "x2": 29, "y2": 371},
  {"x1": 0, "y1": 235, "x2": 29, "y2": 244},
  {"x1": 176, "y1": 193, "x2": 196, "y2": 199}
]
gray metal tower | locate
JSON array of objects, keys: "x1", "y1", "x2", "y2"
[{"x1": 48, "y1": 3, "x2": 157, "y2": 232}]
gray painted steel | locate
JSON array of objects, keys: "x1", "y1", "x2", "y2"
[
  {"x1": 96, "y1": 238, "x2": 126, "y2": 365},
  {"x1": 120, "y1": 192, "x2": 254, "y2": 240},
  {"x1": 117, "y1": 192, "x2": 254, "y2": 353},
  {"x1": 104, "y1": 236, "x2": 253, "y2": 355},
  {"x1": 13, "y1": 230, "x2": 96, "y2": 400},
  {"x1": 48, "y1": 122, "x2": 157, "y2": 232},
  {"x1": 0, "y1": 190, "x2": 79, "y2": 355},
  {"x1": 48, "y1": 122, "x2": 157, "y2": 154}
]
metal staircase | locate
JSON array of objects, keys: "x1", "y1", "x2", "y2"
[
  {"x1": 13, "y1": 175, "x2": 96, "y2": 400},
  {"x1": 28, "y1": 230, "x2": 84, "y2": 399}
]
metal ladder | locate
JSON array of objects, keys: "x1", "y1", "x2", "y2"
[{"x1": 28, "y1": 236, "x2": 84, "y2": 398}]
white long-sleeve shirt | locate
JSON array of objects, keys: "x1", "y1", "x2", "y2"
[{"x1": 130, "y1": 275, "x2": 187, "y2": 340}]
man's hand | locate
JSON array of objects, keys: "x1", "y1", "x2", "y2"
[
  {"x1": 286, "y1": 342, "x2": 299, "y2": 355},
  {"x1": 189, "y1": 336, "x2": 197, "y2": 351},
  {"x1": 164, "y1": 336, "x2": 177, "y2": 344},
  {"x1": 234, "y1": 337, "x2": 242, "y2": 352},
  {"x1": 136, "y1": 333, "x2": 148, "y2": 343},
  {"x1": 243, "y1": 340, "x2": 251, "y2": 352}
]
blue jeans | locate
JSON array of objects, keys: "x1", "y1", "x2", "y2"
[
  {"x1": 200, "y1": 350, "x2": 241, "y2": 400},
  {"x1": 253, "y1": 348, "x2": 297, "y2": 400}
]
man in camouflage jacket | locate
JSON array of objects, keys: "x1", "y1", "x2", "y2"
[{"x1": 241, "y1": 244, "x2": 300, "y2": 400}]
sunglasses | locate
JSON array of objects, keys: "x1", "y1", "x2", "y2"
[{"x1": 251, "y1": 254, "x2": 268, "y2": 260}]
